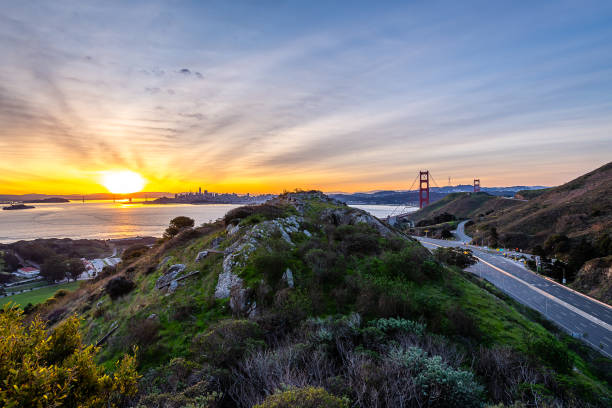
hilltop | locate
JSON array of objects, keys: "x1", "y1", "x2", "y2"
[
  {"x1": 408, "y1": 192, "x2": 523, "y2": 224},
  {"x1": 15, "y1": 191, "x2": 612, "y2": 407},
  {"x1": 406, "y1": 162, "x2": 612, "y2": 302},
  {"x1": 469, "y1": 162, "x2": 612, "y2": 248},
  {"x1": 408, "y1": 162, "x2": 611, "y2": 249}
]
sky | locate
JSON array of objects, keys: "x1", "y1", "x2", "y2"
[{"x1": 0, "y1": 0, "x2": 611, "y2": 194}]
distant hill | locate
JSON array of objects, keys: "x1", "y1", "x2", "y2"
[
  {"x1": 330, "y1": 185, "x2": 547, "y2": 205},
  {"x1": 471, "y1": 162, "x2": 612, "y2": 249},
  {"x1": 0, "y1": 192, "x2": 171, "y2": 202},
  {"x1": 408, "y1": 192, "x2": 523, "y2": 223},
  {"x1": 408, "y1": 162, "x2": 611, "y2": 250}
]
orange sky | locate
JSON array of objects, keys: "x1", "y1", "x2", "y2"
[{"x1": 1, "y1": 2, "x2": 611, "y2": 195}]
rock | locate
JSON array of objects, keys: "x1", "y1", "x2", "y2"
[
  {"x1": 226, "y1": 224, "x2": 240, "y2": 236},
  {"x1": 215, "y1": 269, "x2": 244, "y2": 299},
  {"x1": 168, "y1": 280, "x2": 179, "y2": 294},
  {"x1": 155, "y1": 264, "x2": 185, "y2": 290},
  {"x1": 168, "y1": 264, "x2": 186, "y2": 274},
  {"x1": 214, "y1": 216, "x2": 303, "y2": 299},
  {"x1": 283, "y1": 268, "x2": 294, "y2": 288},
  {"x1": 195, "y1": 250, "x2": 209, "y2": 262}
]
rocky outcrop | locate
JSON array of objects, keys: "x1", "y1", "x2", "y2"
[
  {"x1": 570, "y1": 256, "x2": 612, "y2": 305},
  {"x1": 155, "y1": 264, "x2": 186, "y2": 290},
  {"x1": 195, "y1": 251, "x2": 209, "y2": 262},
  {"x1": 214, "y1": 215, "x2": 305, "y2": 317}
]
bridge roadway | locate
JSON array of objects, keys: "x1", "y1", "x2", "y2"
[{"x1": 415, "y1": 223, "x2": 612, "y2": 357}]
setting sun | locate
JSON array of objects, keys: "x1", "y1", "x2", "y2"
[{"x1": 101, "y1": 170, "x2": 146, "y2": 194}]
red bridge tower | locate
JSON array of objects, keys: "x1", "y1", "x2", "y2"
[
  {"x1": 419, "y1": 171, "x2": 430, "y2": 208},
  {"x1": 473, "y1": 179, "x2": 481, "y2": 192}
]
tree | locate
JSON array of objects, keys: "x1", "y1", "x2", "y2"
[
  {"x1": 489, "y1": 227, "x2": 499, "y2": 248},
  {"x1": 164, "y1": 216, "x2": 195, "y2": 238},
  {"x1": 40, "y1": 255, "x2": 67, "y2": 282},
  {"x1": 2, "y1": 251, "x2": 20, "y2": 271},
  {"x1": 0, "y1": 303, "x2": 140, "y2": 407},
  {"x1": 67, "y1": 258, "x2": 85, "y2": 281}
]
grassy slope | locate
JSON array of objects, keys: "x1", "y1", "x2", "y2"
[
  {"x1": 34, "y1": 193, "x2": 611, "y2": 406},
  {"x1": 410, "y1": 192, "x2": 522, "y2": 222},
  {"x1": 474, "y1": 162, "x2": 612, "y2": 247},
  {"x1": 1, "y1": 280, "x2": 80, "y2": 307}
]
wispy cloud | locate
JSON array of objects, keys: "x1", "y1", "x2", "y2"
[{"x1": 0, "y1": 0, "x2": 611, "y2": 193}]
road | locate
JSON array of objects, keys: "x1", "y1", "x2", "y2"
[
  {"x1": 452, "y1": 220, "x2": 472, "y2": 243},
  {"x1": 416, "y1": 224, "x2": 612, "y2": 357}
]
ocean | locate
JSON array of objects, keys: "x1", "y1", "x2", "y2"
[{"x1": 0, "y1": 201, "x2": 416, "y2": 243}]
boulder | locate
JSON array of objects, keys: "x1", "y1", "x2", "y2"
[
  {"x1": 283, "y1": 268, "x2": 294, "y2": 288},
  {"x1": 195, "y1": 250, "x2": 209, "y2": 262},
  {"x1": 155, "y1": 264, "x2": 185, "y2": 290},
  {"x1": 226, "y1": 223, "x2": 240, "y2": 236}
]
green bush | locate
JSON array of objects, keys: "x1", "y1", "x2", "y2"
[
  {"x1": 253, "y1": 252, "x2": 288, "y2": 284},
  {"x1": 391, "y1": 346, "x2": 484, "y2": 407},
  {"x1": 433, "y1": 247, "x2": 477, "y2": 269},
  {"x1": 121, "y1": 244, "x2": 150, "y2": 262},
  {"x1": 528, "y1": 336, "x2": 573, "y2": 374},
  {"x1": 253, "y1": 386, "x2": 349, "y2": 408},
  {"x1": 223, "y1": 204, "x2": 287, "y2": 226},
  {"x1": 54, "y1": 288, "x2": 70, "y2": 298},
  {"x1": 0, "y1": 304, "x2": 139, "y2": 408},
  {"x1": 192, "y1": 319, "x2": 263, "y2": 367},
  {"x1": 332, "y1": 224, "x2": 381, "y2": 256},
  {"x1": 368, "y1": 317, "x2": 426, "y2": 336}
]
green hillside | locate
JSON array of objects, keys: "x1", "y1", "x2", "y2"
[
  {"x1": 24, "y1": 192, "x2": 611, "y2": 407},
  {"x1": 409, "y1": 192, "x2": 522, "y2": 223},
  {"x1": 470, "y1": 161, "x2": 612, "y2": 250}
]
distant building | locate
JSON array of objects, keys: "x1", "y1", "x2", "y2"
[{"x1": 16, "y1": 267, "x2": 40, "y2": 278}]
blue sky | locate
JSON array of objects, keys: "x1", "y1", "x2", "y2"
[{"x1": 0, "y1": 0, "x2": 611, "y2": 193}]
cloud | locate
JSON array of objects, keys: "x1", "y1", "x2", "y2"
[{"x1": 0, "y1": 1, "x2": 611, "y2": 193}]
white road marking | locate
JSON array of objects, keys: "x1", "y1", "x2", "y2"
[{"x1": 475, "y1": 257, "x2": 612, "y2": 332}]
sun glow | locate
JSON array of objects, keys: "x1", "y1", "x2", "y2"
[{"x1": 101, "y1": 170, "x2": 146, "y2": 194}]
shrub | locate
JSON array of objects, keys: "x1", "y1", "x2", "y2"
[
  {"x1": 253, "y1": 252, "x2": 288, "y2": 285},
  {"x1": 164, "y1": 216, "x2": 195, "y2": 238},
  {"x1": 0, "y1": 304, "x2": 139, "y2": 407},
  {"x1": 54, "y1": 288, "x2": 69, "y2": 298},
  {"x1": 475, "y1": 346, "x2": 548, "y2": 405},
  {"x1": 333, "y1": 224, "x2": 380, "y2": 256},
  {"x1": 105, "y1": 276, "x2": 135, "y2": 299},
  {"x1": 368, "y1": 317, "x2": 426, "y2": 336},
  {"x1": 121, "y1": 244, "x2": 149, "y2": 262},
  {"x1": 376, "y1": 246, "x2": 426, "y2": 282},
  {"x1": 345, "y1": 346, "x2": 483, "y2": 407},
  {"x1": 253, "y1": 386, "x2": 349, "y2": 408},
  {"x1": 126, "y1": 317, "x2": 161, "y2": 347},
  {"x1": 446, "y1": 306, "x2": 481, "y2": 340},
  {"x1": 433, "y1": 247, "x2": 477, "y2": 269},
  {"x1": 528, "y1": 336, "x2": 572, "y2": 374},
  {"x1": 223, "y1": 204, "x2": 286, "y2": 226},
  {"x1": 304, "y1": 248, "x2": 342, "y2": 284},
  {"x1": 46, "y1": 307, "x2": 68, "y2": 325},
  {"x1": 192, "y1": 319, "x2": 263, "y2": 367}
]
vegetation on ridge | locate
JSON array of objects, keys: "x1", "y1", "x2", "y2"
[{"x1": 3, "y1": 191, "x2": 610, "y2": 407}]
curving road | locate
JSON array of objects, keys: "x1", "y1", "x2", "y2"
[{"x1": 416, "y1": 222, "x2": 612, "y2": 357}]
